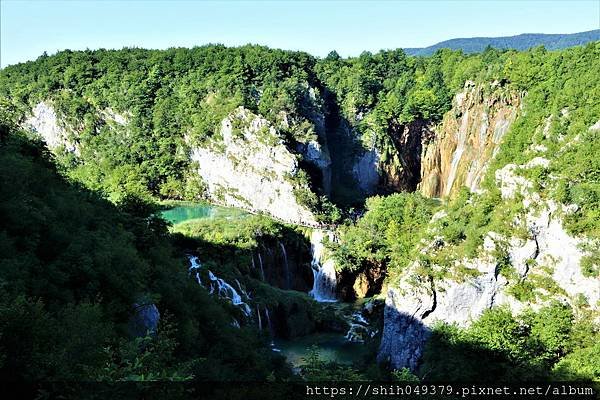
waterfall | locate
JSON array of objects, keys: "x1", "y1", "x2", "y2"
[
  {"x1": 235, "y1": 279, "x2": 250, "y2": 299},
  {"x1": 187, "y1": 255, "x2": 251, "y2": 316},
  {"x1": 208, "y1": 271, "x2": 252, "y2": 316},
  {"x1": 265, "y1": 307, "x2": 274, "y2": 337},
  {"x1": 309, "y1": 230, "x2": 337, "y2": 302},
  {"x1": 444, "y1": 111, "x2": 470, "y2": 196},
  {"x1": 257, "y1": 252, "x2": 266, "y2": 281},
  {"x1": 256, "y1": 304, "x2": 262, "y2": 331},
  {"x1": 279, "y1": 242, "x2": 291, "y2": 289},
  {"x1": 188, "y1": 255, "x2": 204, "y2": 287},
  {"x1": 345, "y1": 311, "x2": 375, "y2": 343}
]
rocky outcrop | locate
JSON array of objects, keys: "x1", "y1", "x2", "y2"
[
  {"x1": 348, "y1": 120, "x2": 428, "y2": 195},
  {"x1": 23, "y1": 101, "x2": 129, "y2": 156},
  {"x1": 191, "y1": 107, "x2": 318, "y2": 225},
  {"x1": 23, "y1": 101, "x2": 79, "y2": 154},
  {"x1": 129, "y1": 302, "x2": 160, "y2": 337},
  {"x1": 380, "y1": 119, "x2": 431, "y2": 193},
  {"x1": 419, "y1": 81, "x2": 522, "y2": 198},
  {"x1": 379, "y1": 156, "x2": 599, "y2": 371},
  {"x1": 251, "y1": 238, "x2": 314, "y2": 292},
  {"x1": 352, "y1": 147, "x2": 380, "y2": 194}
]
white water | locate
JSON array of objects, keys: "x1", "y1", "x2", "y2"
[
  {"x1": 257, "y1": 252, "x2": 266, "y2": 281},
  {"x1": 208, "y1": 271, "x2": 252, "y2": 316},
  {"x1": 279, "y1": 242, "x2": 291, "y2": 289},
  {"x1": 444, "y1": 110, "x2": 470, "y2": 197},
  {"x1": 308, "y1": 230, "x2": 337, "y2": 302},
  {"x1": 187, "y1": 255, "x2": 252, "y2": 316},
  {"x1": 188, "y1": 255, "x2": 204, "y2": 287},
  {"x1": 344, "y1": 311, "x2": 374, "y2": 343},
  {"x1": 256, "y1": 304, "x2": 262, "y2": 331},
  {"x1": 265, "y1": 307, "x2": 274, "y2": 336}
]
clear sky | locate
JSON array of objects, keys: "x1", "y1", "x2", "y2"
[{"x1": 1, "y1": 0, "x2": 599, "y2": 67}]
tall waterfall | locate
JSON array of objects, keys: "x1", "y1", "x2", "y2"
[
  {"x1": 265, "y1": 307, "x2": 274, "y2": 336},
  {"x1": 257, "y1": 252, "x2": 266, "y2": 281},
  {"x1": 256, "y1": 304, "x2": 262, "y2": 331},
  {"x1": 279, "y1": 242, "x2": 291, "y2": 289},
  {"x1": 309, "y1": 229, "x2": 337, "y2": 302}
]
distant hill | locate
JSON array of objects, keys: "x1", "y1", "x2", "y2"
[{"x1": 404, "y1": 29, "x2": 600, "y2": 56}]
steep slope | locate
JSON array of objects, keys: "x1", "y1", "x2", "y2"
[
  {"x1": 420, "y1": 80, "x2": 522, "y2": 197},
  {"x1": 0, "y1": 46, "x2": 336, "y2": 225},
  {"x1": 0, "y1": 129, "x2": 291, "y2": 381},
  {"x1": 190, "y1": 107, "x2": 324, "y2": 225},
  {"x1": 376, "y1": 43, "x2": 600, "y2": 375}
]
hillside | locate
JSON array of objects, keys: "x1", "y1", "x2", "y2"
[
  {"x1": 0, "y1": 40, "x2": 599, "y2": 385},
  {"x1": 404, "y1": 29, "x2": 600, "y2": 56},
  {"x1": 0, "y1": 127, "x2": 303, "y2": 382}
]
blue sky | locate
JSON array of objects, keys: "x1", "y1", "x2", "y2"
[{"x1": 1, "y1": 0, "x2": 599, "y2": 67}]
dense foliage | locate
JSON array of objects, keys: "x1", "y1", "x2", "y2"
[
  {"x1": 421, "y1": 303, "x2": 600, "y2": 383},
  {"x1": 0, "y1": 45, "x2": 322, "y2": 202},
  {"x1": 332, "y1": 193, "x2": 438, "y2": 282},
  {"x1": 0, "y1": 129, "x2": 291, "y2": 381},
  {"x1": 1, "y1": 39, "x2": 599, "y2": 385}
]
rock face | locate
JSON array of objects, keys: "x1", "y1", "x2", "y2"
[
  {"x1": 352, "y1": 147, "x2": 380, "y2": 194},
  {"x1": 23, "y1": 101, "x2": 79, "y2": 154},
  {"x1": 191, "y1": 107, "x2": 318, "y2": 225},
  {"x1": 419, "y1": 81, "x2": 522, "y2": 198},
  {"x1": 380, "y1": 119, "x2": 431, "y2": 193},
  {"x1": 23, "y1": 101, "x2": 129, "y2": 156},
  {"x1": 251, "y1": 239, "x2": 314, "y2": 292},
  {"x1": 378, "y1": 157, "x2": 600, "y2": 371},
  {"x1": 129, "y1": 303, "x2": 160, "y2": 337}
]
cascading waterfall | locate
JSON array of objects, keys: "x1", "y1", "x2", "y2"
[
  {"x1": 208, "y1": 271, "x2": 252, "y2": 316},
  {"x1": 187, "y1": 255, "x2": 252, "y2": 317},
  {"x1": 265, "y1": 307, "x2": 274, "y2": 336},
  {"x1": 309, "y1": 229, "x2": 337, "y2": 302},
  {"x1": 444, "y1": 112, "x2": 470, "y2": 196},
  {"x1": 188, "y1": 255, "x2": 204, "y2": 287},
  {"x1": 279, "y1": 242, "x2": 291, "y2": 289},
  {"x1": 257, "y1": 252, "x2": 266, "y2": 281},
  {"x1": 344, "y1": 311, "x2": 375, "y2": 343},
  {"x1": 256, "y1": 304, "x2": 262, "y2": 331}
]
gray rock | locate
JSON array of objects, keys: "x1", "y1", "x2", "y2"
[{"x1": 130, "y1": 303, "x2": 160, "y2": 337}]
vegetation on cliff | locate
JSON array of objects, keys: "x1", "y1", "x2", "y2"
[
  {"x1": 1, "y1": 39, "x2": 599, "y2": 384},
  {"x1": 0, "y1": 128, "x2": 292, "y2": 381}
]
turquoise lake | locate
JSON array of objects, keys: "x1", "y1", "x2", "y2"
[{"x1": 160, "y1": 202, "x2": 248, "y2": 225}]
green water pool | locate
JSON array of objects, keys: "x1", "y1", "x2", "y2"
[
  {"x1": 160, "y1": 202, "x2": 248, "y2": 225},
  {"x1": 273, "y1": 332, "x2": 369, "y2": 367}
]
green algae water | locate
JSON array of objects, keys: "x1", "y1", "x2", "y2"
[
  {"x1": 272, "y1": 332, "x2": 369, "y2": 367},
  {"x1": 160, "y1": 202, "x2": 248, "y2": 225}
]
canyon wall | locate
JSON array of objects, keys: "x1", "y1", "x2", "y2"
[
  {"x1": 419, "y1": 80, "x2": 522, "y2": 198},
  {"x1": 378, "y1": 154, "x2": 600, "y2": 371},
  {"x1": 190, "y1": 107, "x2": 321, "y2": 225}
]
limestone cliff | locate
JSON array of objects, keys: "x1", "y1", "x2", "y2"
[
  {"x1": 378, "y1": 154, "x2": 600, "y2": 371},
  {"x1": 23, "y1": 101, "x2": 327, "y2": 226},
  {"x1": 191, "y1": 107, "x2": 319, "y2": 225},
  {"x1": 419, "y1": 80, "x2": 522, "y2": 198},
  {"x1": 22, "y1": 101, "x2": 128, "y2": 156},
  {"x1": 23, "y1": 101, "x2": 80, "y2": 155}
]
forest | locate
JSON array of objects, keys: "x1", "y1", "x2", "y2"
[{"x1": 0, "y1": 40, "x2": 599, "y2": 390}]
